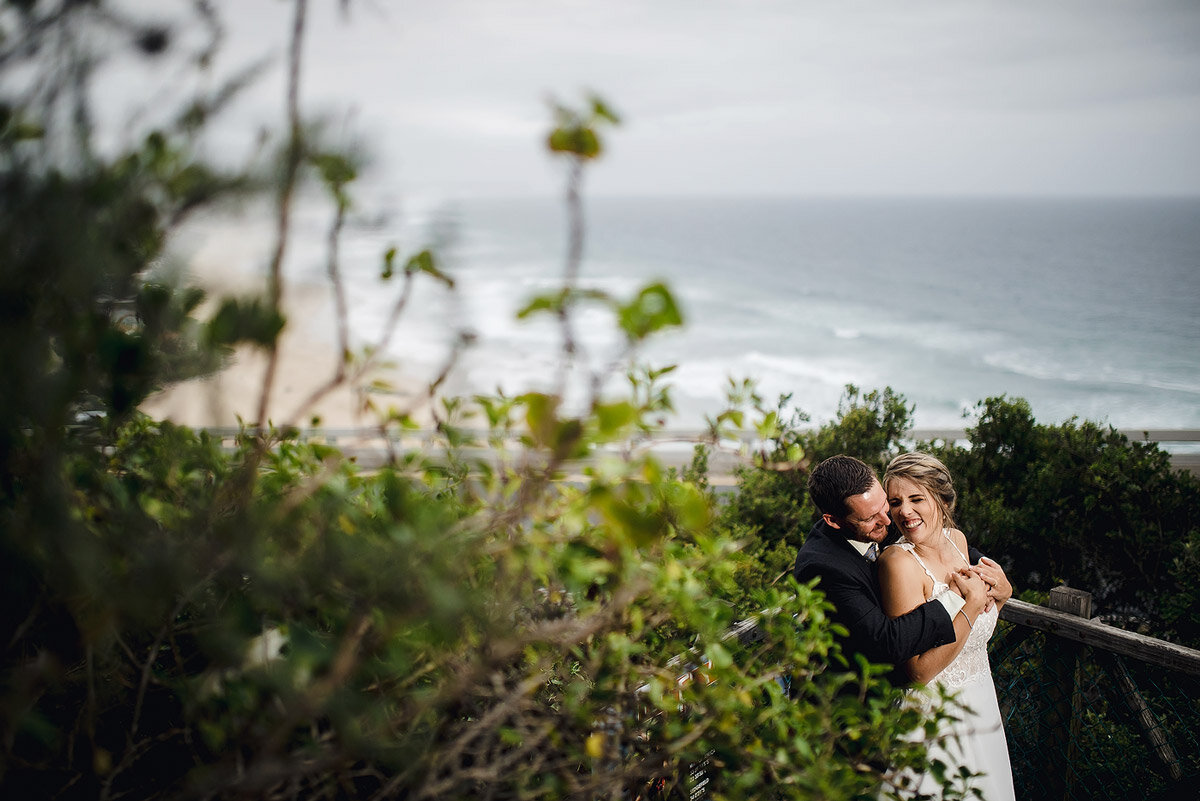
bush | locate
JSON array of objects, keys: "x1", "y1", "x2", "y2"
[{"x1": 943, "y1": 396, "x2": 1200, "y2": 645}]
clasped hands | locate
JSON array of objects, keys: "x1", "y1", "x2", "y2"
[{"x1": 948, "y1": 557, "x2": 1012, "y2": 614}]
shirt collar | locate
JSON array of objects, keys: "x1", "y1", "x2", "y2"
[{"x1": 847, "y1": 539, "x2": 874, "y2": 557}]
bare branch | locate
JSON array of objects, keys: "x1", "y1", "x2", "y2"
[
  {"x1": 555, "y1": 157, "x2": 587, "y2": 398},
  {"x1": 283, "y1": 193, "x2": 351, "y2": 423},
  {"x1": 255, "y1": 0, "x2": 308, "y2": 428}
]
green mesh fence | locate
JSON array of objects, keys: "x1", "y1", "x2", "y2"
[{"x1": 990, "y1": 618, "x2": 1200, "y2": 801}]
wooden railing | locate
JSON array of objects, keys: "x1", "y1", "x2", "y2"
[
  {"x1": 999, "y1": 591, "x2": 1200, "y2": 678},
  {"x1": 991, "y1": 588, "x2": 1200, "y2": 799}
]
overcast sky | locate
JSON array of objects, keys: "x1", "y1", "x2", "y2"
[{"x1": 129, "y1": 0, "x2": 1200, "y2": 199}]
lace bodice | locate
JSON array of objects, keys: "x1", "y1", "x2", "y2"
[{"x1": 888, "y1": 530, "x2": 997, "y2": 688}]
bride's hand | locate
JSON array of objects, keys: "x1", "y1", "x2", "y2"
[
  {"x1": 972, "y1": 557, "x2": 1012, "y2": 609},
  {"x1": 950, "y1": 568, "x2": 989, "y2": 619}
]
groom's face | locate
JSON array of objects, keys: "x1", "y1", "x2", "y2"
[{"x1": 827, "y1": 478, "x2": 891, "y2": 544}]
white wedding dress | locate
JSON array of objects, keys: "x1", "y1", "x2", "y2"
[{"x1": 888, "y1": 532, "x2": 1016, "y2": 801}]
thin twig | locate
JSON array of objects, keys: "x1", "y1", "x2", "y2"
[
  {"x1": 283, "y1": 195, "x2": 350, "y2": 423},
  {"x1": 7, "y1": 592, "x2": 44, "y2": 650},
  {"x1": 415, "y1": 668, "x2": 549, "y2": 800},
  {"x1": 555, "y1": 156, "x2": 586, "y2": 398},
  {"x1": 260, "y1": 612, "x2": 374, "y2": 757},
  {"x1": 588, "y1": 341, "x2": 635, "y2": 414},
  {"x1": 376, "y1": 270, "x2": 418, "y2": 359},
  {"x1": 130, "y1": 593, "x2": 192, "y2": 739},
  {"x1": 255, "y1": 0, "x2": 308, "y2": 427}
]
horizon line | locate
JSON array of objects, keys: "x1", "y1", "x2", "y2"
[{"x1": 378, "y1": 188, "x2": 1200, "y2": 204}]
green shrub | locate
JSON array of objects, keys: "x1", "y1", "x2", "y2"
[{"x1": 943, "y1": 396, "x2": 1200, "y2": 645}]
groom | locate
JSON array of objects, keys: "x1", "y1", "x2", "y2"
[{"x1": 793, "y1": 454, "x2": 999, "y2": 680}]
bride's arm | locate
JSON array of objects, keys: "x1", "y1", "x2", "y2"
[{"x1": 878, "y1": 550, "x2": 977, "y2": 685}]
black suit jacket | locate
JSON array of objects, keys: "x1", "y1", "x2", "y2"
[{"x1": 793, "y1": 520, "x2": 962, "y2": 679}]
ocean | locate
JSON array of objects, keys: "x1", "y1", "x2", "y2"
[{"x1": 276, "y1": 194, "x2": 1200, "y2": 434}]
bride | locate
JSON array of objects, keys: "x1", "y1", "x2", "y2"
[{"x1": 877, "y1": 452, "x2": 1016, "y2": 801}]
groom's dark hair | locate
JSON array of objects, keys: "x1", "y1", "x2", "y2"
[{"x1": 808, "y1": 455, "x2": 877, "y2": 518}]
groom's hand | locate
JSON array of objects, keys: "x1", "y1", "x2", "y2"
[{"x1": 973, "y1": 557, "x2": 1012, "y2": 610}]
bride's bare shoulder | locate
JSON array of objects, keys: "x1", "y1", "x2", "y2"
[
  {"x1": 878, "y1": 545, "x2": 930, "y2": 603},
  {"x1": 878, "y1": 544, "x2": 920, "y2": 575}
]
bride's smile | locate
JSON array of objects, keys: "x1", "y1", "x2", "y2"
[{"x1": 887, "y1": 476, "x2": 944, "y2": 544}]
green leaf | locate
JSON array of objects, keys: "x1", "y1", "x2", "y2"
[
  {"x1": 669, "y1": 481, "x2": 711, "y2": 532},
  {"x1": 595, "y1": 401, "x2": 637, "y2": 438},
  {"x1": 405, "y1": 249, "x2": 454, "y2": 288},
  {"x1": 516, "y1": 291, "x2": 565, "y2": 319},
  {"x1": 309, "y1": 151, "x2": 357, "y2": 189},
  {"x1": 716, "y1": 409, "x2": 744, "y2": 430},
  {"x1": 382, "y1": 246, "x2": 397, "y2": 280},
  {"x1": 552, "y1": 418, "x2": 586, "y2": 460},
  {"x1": 545, "y1": 94, "x2": 620, "y2": 160},
  {"x1": 589, "y1": 95, "x2": 622, "y2": 125},
  {"x1": 756, "y1": 411, "x2": 780, "y2": 439},
  {"x1": 205, "y1": 296, "x2": 286, "y2": 348},
  {"x1": 547, "y1": 126, "x2": 601, "y2": 159},
  {"x1": 523, "y1": 392, "x2": 559, "y2": 447},
  {"x1": 700, "y1": 642, "x2": 733, "y2": 676},
  {"x1": 617, "y1": 282, "x2": 683, "y2": 341}
]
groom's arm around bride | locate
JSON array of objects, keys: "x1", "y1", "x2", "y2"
[{"x1": 792, "y1": 455, "x2": 991, "y2": 680}]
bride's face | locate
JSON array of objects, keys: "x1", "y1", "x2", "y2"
[{"x1": 886, "y1": 476, "x2": 943, "y2": 542}]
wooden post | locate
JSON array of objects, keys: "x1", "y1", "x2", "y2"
[
  {"x1": 1047, "y1": 586, "x2": 1092, "y2": 619},
  {"x1": 1108, "y1": 655, "x2": 1184, "y2": 782},
  {"x1": 1041, "y1": 586, "x2": 1092, "y2": 800}
]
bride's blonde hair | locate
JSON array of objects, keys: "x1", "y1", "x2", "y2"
[{"x1": 883, "y1": 452, "x2": 958, "y2": 531}]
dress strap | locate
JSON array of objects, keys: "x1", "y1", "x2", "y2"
[
  {"x1": 890, "y1": 541, "x2": 940, "y2": 586},
  {"x1": 943, "y1": 528, "x2": 970, "y2": 566}
]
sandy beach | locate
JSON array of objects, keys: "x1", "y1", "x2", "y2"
[
  {"x1": 139, "y1": 212, "x2": 431, "y2": 430},
  {"x1": 139, "y1": 309, "x2": 426, "y2": 430}
]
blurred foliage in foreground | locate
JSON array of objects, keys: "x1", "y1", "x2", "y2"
[{"x1": 0, "y1": 2, "x2": 961, "y2": 799}]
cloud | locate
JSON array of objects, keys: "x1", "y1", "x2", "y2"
[{"x1": 100, "y1": 0, "x2": 1200, "y2": 197}]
